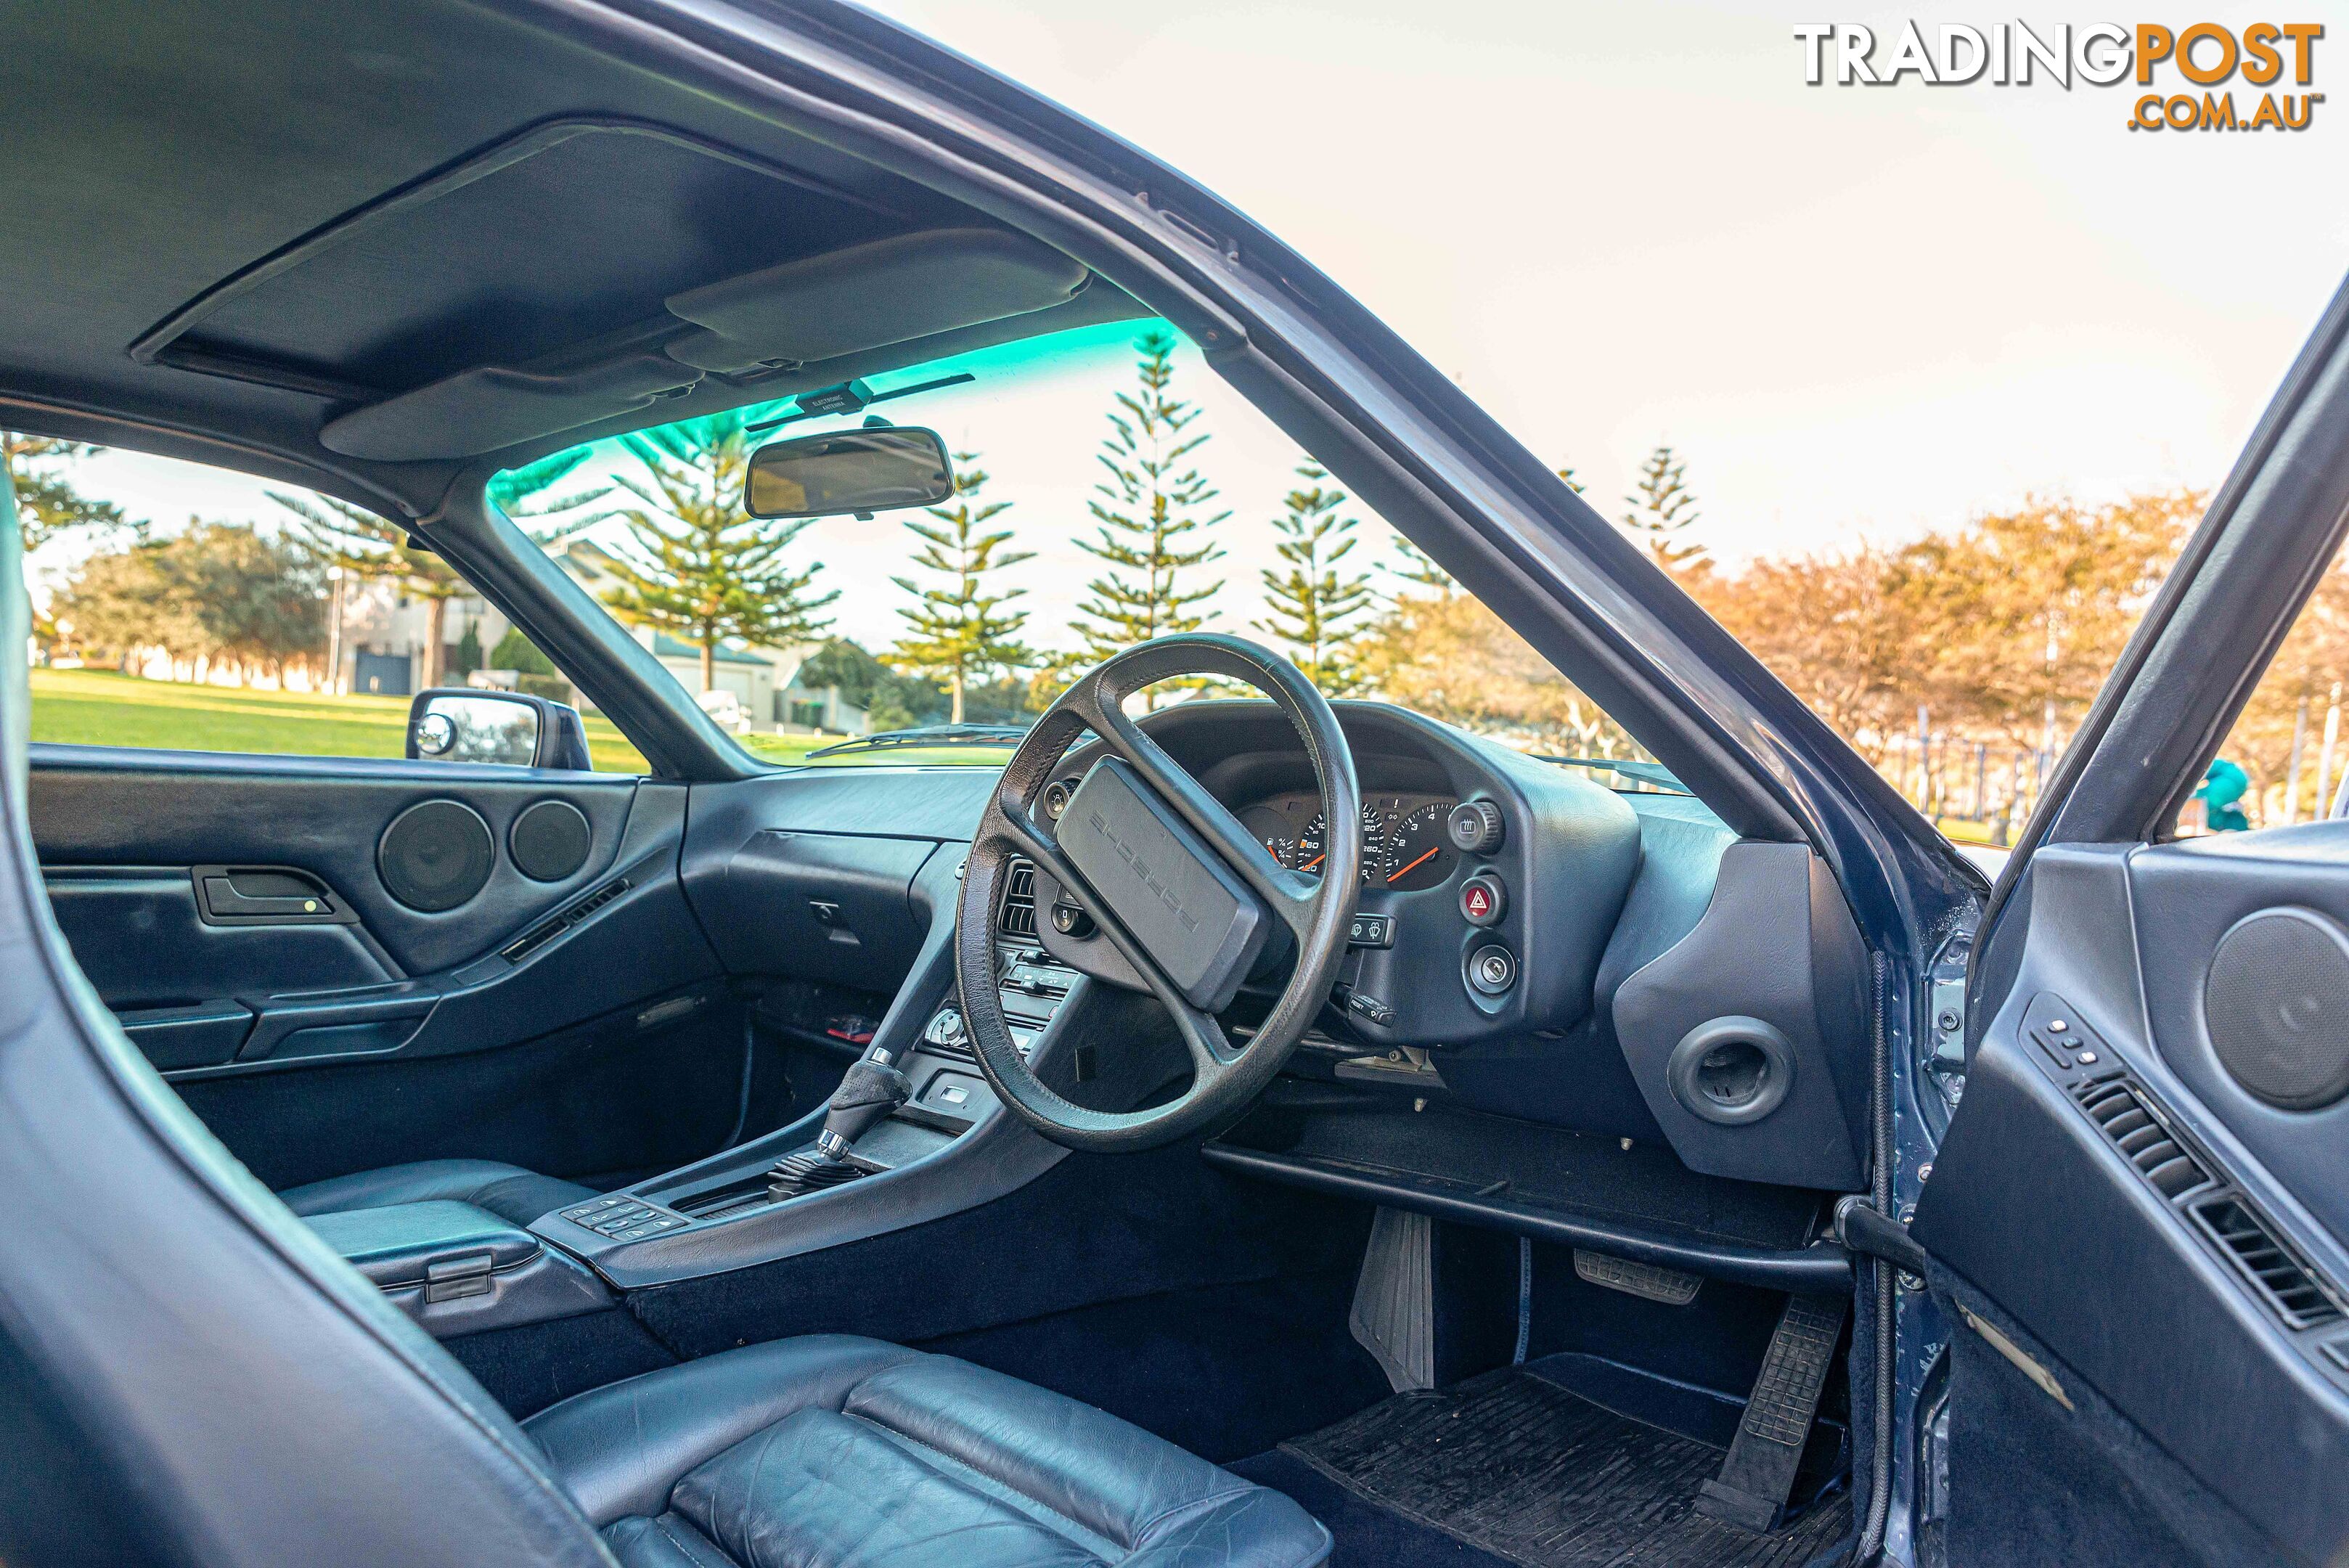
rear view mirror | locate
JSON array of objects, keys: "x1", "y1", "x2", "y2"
[
  {"x1": 744, "y1": 425, "x2": 955, "y2": 519},
  {"x1": 407, "y1": 689, "x2": 594, "y2": 769}
]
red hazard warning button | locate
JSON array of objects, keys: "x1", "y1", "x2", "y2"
[{"x1": 1460, "y1": 873, "x2": 1506, "y2": 927}]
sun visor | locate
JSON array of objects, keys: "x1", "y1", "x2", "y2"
[
  {"x1": 321, "y1": 352, "x2": 699, "y2": 461},
  {"x1": 662, "y1": 228, "x2": 1089, "y2": 373}
]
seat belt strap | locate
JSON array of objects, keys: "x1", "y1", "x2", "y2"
[{"x1": 1696, "y1": 1291, "x2": 1847, "y2": 1532}]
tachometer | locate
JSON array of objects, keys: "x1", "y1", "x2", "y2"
[{"x1": 1382, "y1": 803, "x2": 1454, "y2": 890}]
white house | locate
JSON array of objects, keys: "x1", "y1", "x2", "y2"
[{"x1": 327, "y1": 539, "x2": 869, "y2": 735}]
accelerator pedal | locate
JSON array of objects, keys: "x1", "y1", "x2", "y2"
[{"x1": 1696, "y1": 1291, "x2": 1848, "y2": 1532}]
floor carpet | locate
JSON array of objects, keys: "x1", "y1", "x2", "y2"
[{"x1": 1274, "y1": 1367, "x2": 1852, "y2": 1568}]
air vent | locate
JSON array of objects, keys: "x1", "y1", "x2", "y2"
[
  {"x1": 2073, "y1": 1077, "x2": 2213, "y2": 1200},
  {"x1": 499, "y1": 876, "x2": 634, "y2": 962},
  {"x1": 1000, "y1": 859, "x2": 1039, "y2": 939},
  {"x1": 2191, "y1": 1196, "x2": 2345, "y2": 1331}
]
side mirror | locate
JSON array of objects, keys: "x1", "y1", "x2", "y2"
[
  {"x1": 407, "y1": 689, "x2": 594, "y2": 770},
  {"x1": 744, "y1": 425, "x2": 956, "y2": 519}
]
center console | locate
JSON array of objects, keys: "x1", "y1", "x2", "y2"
[
  {"x1": 309, "y1": 1196, "x2": 612, "y2": 1338},
  {"x1": 520, "y1": 904, "x2": 1084, "y2": 1286}
]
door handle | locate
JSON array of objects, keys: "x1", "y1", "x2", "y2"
[{"x1": 192, "y1": 866, "x2": 357, "y2": 926}]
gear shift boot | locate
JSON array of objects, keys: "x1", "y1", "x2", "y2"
[{"x1": 767, "y1": 1054, "x2": 912, "y2": 1199}]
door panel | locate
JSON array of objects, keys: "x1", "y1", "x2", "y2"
[
  {"x1": 28, "y1": 744, "x2": 738, "y2": 1188},
  {"x1": 30, "y1": 744, "x2": 642, "y2": 975},
  {"x1": 46, "y1": 866, "x2": 393, "y2": 1013},
  {"x1": 1913, "y1": 841, "x2": 2349, "y2": 1565}
]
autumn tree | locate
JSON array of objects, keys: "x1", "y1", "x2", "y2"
[
  {"x1": 1349, "y1": 590, "x2": 1638, "y2": 755},
  {"x1": 2210, "y1": 544, "x2": 2349, "y2": 822},
  {"x1": 602, "y1": 409, "x2": 837, "y2": 693},
  {"x1": 3, "y1": 432, "x2": 131, "y2": 553},
  {"x1": 1893, "y1": 489, "x2": 2196, "y2": 747},
  {"x1": 891, "y1": 454, "x2": 1033, "y2": 724},
  {"x1": 1072, "y1": 327, "x2": 1228, "y2": 701},
  {"x1": 1694, "y1": 542, "x2": 1920, "y2": 763},
  {"x1": 1255, "y1": 465, "x2": 1373, "y2": 693},
  {"x1": 1622, "y1": 444, "x2": 1704, "y2": 576}
]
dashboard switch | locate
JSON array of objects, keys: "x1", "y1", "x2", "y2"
[
  {"x1": 1460, "y1": 873, "x2": 1506, "y2": 927},
  {"x1": 1468, "y1": 944, "x2": 1517, "y2": 997},
  {"x1": 1447, "y1": 799, "x2": 1505, "y2": 855},
  {"x1": 1347, "y1": 913, "x2": 1394, "y2": 947}
]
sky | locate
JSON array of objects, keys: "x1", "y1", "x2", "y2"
[{"x1": 40, "y1": 1, "x2": 2349, "y2": 656}]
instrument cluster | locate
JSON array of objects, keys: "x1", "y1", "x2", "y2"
[{"x1": 1237, "y1": 791, "x2": 1460, "y2": 892}]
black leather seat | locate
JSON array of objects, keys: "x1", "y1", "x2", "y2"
[
  {"x1": 279, "y1": 1157, "x2": 597, "y2": 1228},
  {"x1": 528, "y1": 1336, "x2": 1331, "y2": 1567}
]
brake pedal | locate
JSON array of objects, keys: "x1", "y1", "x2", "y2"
[{"x1": 1696, "y1": 1291, "x2": 1847, "y2": 1532}]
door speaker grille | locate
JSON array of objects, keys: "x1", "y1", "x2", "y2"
[{"x1": 2205, "y1": 908, "x2": 2349, "y2": 1110}]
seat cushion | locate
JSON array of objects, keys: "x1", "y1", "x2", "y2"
[
  {"x1": 277, "y1": 1158, "x2": 597, "y2": 1228},
  {"x1": 524, "y1": 1336, "x2": 1332, "y2": 1568}
]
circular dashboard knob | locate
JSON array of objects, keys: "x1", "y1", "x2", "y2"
[{"x1": 1447, "y1": 799, "x2": 1505, "y2": 854}]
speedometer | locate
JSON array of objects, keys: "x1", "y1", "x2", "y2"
[{"x1": 1295, "y1": 807, "x2": 1390, "y2": 886}]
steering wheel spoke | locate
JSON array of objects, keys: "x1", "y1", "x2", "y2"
[{"x1": 1069, "y1": 677, "x2": 1324, "y2": 939}]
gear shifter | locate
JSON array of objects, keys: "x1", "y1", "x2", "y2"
[{"x1": 767, "y1": 1046, "x2": 912, "y2": 1197}]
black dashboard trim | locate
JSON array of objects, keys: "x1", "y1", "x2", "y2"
[{"x1": 1198, "y1": 1141, "x2": 1851, "y2": 1291}]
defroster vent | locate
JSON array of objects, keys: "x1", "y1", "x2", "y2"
[
  {"x1": 500, "y1": 876, "x2": 633, "y2": 962},
  {"x1": 2072, "y1": 1077, "x2": 2213, "y2": 1201},
  {"x1": 2190, "y1": 1196, "x2": 2344, "y2": 1331}
]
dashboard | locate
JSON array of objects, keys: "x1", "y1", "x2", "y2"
[
  {"x1": 1237, "y1": 791, "x2": 1458, "y2": 891},
  {"x1": 1026, "y1": 701, "x2": 1648, "y2": 1052}
]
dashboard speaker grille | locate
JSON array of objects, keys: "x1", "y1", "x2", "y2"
[{"x1": 2205, "y1": 908, "x2": 2349, "y2": 1110}]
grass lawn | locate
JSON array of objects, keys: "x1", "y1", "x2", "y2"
[
  {"x1": 30, "y1": 668, "x2": 650, "y2": 772},
  {"x1": 28, "y1": 669, "x2": 1014, "y2": 772}
]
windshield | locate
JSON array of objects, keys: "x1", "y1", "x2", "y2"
[{"x1": 498, "y1": 319, "x2": 1676, "y2": 780}]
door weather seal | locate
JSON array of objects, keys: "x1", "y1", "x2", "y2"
[{"x1": 1850, "y1": 950, "x2": 1900, "y2": 1564}]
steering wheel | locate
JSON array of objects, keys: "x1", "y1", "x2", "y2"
[{"x1": 957, "y1": 633, "x2": 1361, "y2": 1151}]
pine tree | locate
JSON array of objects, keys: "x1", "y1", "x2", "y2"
[
  {"x1": 1622, "y1": 444, "x2": 1704, "y2": 573},
  {"x1": 486, "y1": 448, "x2": 613, "y2": 536},
  {"x1": 602, "y1": 409, "x2": 838, "y2": 693},
  {"x1": 1387, "y1": 536, "x2": 1453, "y2": 597},
  {"x1": 1072, "y1": 328, "x2": 1228, "y2": 705},
  {"x1": 274, "y1": 453, "x2": 608, "y2": 690},
  {"x1": 1255, "y1": 466, "x2": 1373, "y2": 693},
  {"x1": 3, "y1": 433, "x2": 131, "y2": 552},
  {"x1": 891, "y1": 454, "x2": 1034, "y2": 724},
  {"x1": 273, "y1": 492, "x2": 468, "y2": 690}
]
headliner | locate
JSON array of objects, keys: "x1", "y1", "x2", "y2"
[{"x1": 0, "y1": 0, "x2": 1137, "y2": 515}]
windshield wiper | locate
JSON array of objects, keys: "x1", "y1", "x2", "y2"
[
  {"x1": 802, "y1": 723, "x2": 1031, "y2": 759},
  {"x1": 1534, "y1": 755, "x2": 1689, "y2": 793}
]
